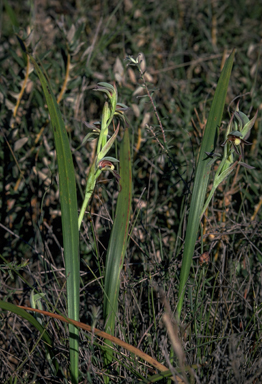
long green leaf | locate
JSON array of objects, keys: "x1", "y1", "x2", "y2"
[
  {"x1": 103, "y1": 128, "x2": 132, "y2": 364},
  {"x1": 177, "y1": 50, "x2": 235, "y2": 318},
  {"x1": 29, "y1": 55, "x2": 79, "y2": 383}
]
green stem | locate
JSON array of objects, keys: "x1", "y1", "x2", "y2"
[{"x1": 78, "y1": 163, "x2": 101, "y2": 230}]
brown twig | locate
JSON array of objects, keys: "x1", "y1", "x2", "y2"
[{"x1": 17, "y1": 305, "x2": 181, "y2": 381}]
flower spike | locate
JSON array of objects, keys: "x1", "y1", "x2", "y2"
[{"x1": 200, "y1": 106, "x2": 257, "y2": 219}]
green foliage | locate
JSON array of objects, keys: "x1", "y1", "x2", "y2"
[
  {"x1": 177, "y1": 51, "x2": 235, "y2": 318},
  {"x1": 1, "y1": 1, "x2": 262, "y2": 383},
  {"x1": 200, "y1": 107, "x2": 258, "y2": 218},
  {"x1": 103, "y1": 127, "x2": 132, "y2": 367},
  {"x1": 29, "y1": 54, "x2": 80, "y2": 383}
]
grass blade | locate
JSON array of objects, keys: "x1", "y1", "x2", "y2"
[
  {"x1": 29, "y1": 55, "x2": 79, "y2": 382},
  {"x1": 103, "y1": 127, "x2": 132, "y2": 364},
  {"x1": 177, "y1": 50, "x2": 235, "y2": 318}
]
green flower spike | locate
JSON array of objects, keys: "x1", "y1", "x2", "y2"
[
  {"x1": 78, "y1": 81, "x2": 126, "y2": 229},
  {"x1": 200, "y1": 106, "x2": 258, "y2": 219},
  {"x1": 221, "y1": 102, "x2": 257, "y2": 159}
]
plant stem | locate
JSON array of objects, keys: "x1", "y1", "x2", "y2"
[{"x1": 78, "y1": 164, "x2": 101, "y2": 230}]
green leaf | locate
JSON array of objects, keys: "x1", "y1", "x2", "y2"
[
  {"x1": 29, "y1": 55, "x2": 79, "y2": 383},
  {"x1": 176, "y1": 50, "x2": 235, "y2": 319},
  {"x1": 103, "y1": 128, "x2": 132, "y2": 365}
]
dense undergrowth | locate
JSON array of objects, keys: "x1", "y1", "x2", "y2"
[{"x1": 0, "y1": 1, "x2": 262, "y2": 383}]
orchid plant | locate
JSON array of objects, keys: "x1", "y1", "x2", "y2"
[
  {"x1": 200, "y1": 105, "x2": 258, "y2": 219},
  {"x1": 78, "y1": 83, "x2": 128, "y2": 230}
]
